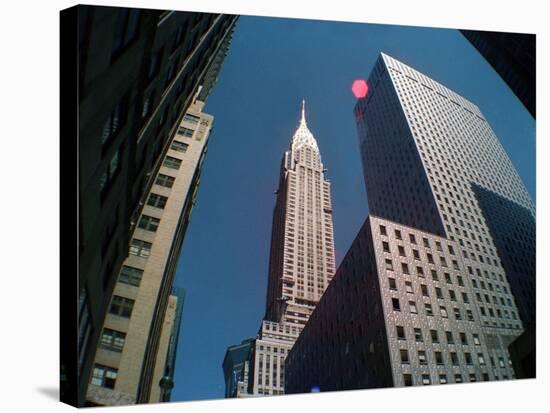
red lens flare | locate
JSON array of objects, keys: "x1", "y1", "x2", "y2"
[{"x1": 352, "y1": 79, "x2": 369, "y2": 98}]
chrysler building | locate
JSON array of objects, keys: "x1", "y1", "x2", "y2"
[{"x1": 225, "y1": 101, "x2": 336, "y2": 397}]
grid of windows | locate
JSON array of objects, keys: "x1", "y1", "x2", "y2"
[
  {"x1": 90, "y1": 364, "x2": 118, "y2": 389},
  {"x1": 155, "y1": 173, "x2": 175, "y2": 188},
  {"x1": 109, "y1": 295, "x2": 134, "y2": 318},
  {"x1": 129, "y1": 239, "x2": 151, "y2": 257},
  {"x1": 171, "y1": 140, "x2": 189, "y2": 152},
  {"x1": 118, "y1": 265, "x2": 143, "y2": 287},
  {"x1": 99, "y1": 328, "x2": 126, "y2": 352},
  {"x1": 147, "y1": 193, "x2": 168, "y2": 209},
  {"x1": 138, "y1": 214, "x2": 160, "y2": 232},
  {"x1": 163, "y1": 155, "x2": 182, "y2": 169}
]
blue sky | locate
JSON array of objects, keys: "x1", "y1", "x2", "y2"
[{"x1": 171, "y1": 15, "x2": 535, "y2": 402}]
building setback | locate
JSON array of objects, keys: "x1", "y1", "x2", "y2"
[
  {"x1": 286, "y1": 215, "x2": 517, "y2": 391},
  {"x1": 86, "y1": 96, "x2": 214, "y2": 406},
  {"x1": 225, "y1": 102, "x2": 337, "y2": 397},
  {"x1": 61, "y1": 4, "x2": 237, "y2": 406},
  {"x1": 286, "y1": 53, "x2": 535, "y2": 392}
]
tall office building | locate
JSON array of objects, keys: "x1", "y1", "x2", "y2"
[
  {"x1": 460, "y1": 30, "x2": 535, "y2": 118},
  {"x1": 61, "y1": 5, "x2": 237, "y2": 406},
  {"x1": 226, "y1": 102, "x2": 337, "y2": 397},
  {"x1": 286, "y1": 53, "x2": 535, "y2": 392},
  {"x1": 86, "y1": 97, "x2": 214, "y2": 406},
  {"x1": 265, "y1": 101, "x2": 336, "y2": 324},
  {"x1": 222, "y1": 339, "x2": 254, "y2": 398}
]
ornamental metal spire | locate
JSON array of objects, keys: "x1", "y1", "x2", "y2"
[{"x1": 291, "y1": 99, "x2": 318, "y2": 153}]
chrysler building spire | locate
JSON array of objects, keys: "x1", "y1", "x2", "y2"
[{"x1": 291, "y1": 99, "x2": 319, "y2": 153}]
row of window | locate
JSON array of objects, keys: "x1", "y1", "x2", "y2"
[{"x1": 391, "y1": 297, "x2": 474, "y2": 321}]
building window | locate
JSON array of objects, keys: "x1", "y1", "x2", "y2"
[
  {"x1": 385, "y1": 259, "x2": 394, "y2": 271},
  {"x1": 129, "y1": 239, "x2": 152, "y2": 258},
  {"x1": 163, "y1": 156, "x2": 182, "y2": 169},
  {"x1": 403, "y1": 374, "x2": 413, "y2": 386},
  {"x1": 396, "y1": 325, "x2": 406, "y2": 340},
  {"x1": 418, "y1": 350, "x2": 427, "y2": 365},
  {"x1": 138, "y1": 215, "x2": 160, "y2": 232},
  {"x1": 430, "y1": 329, "x2": 439, "y2": 343},
  {"x1": 454, "y1": 374, "x2": 463, "y2": 383},
  {"x1": 473, "y1": 334, "x2": 481, "y2": 345},
  {"x1": 382, "y1": 241, "x2": 390, "y2": 253},
  {"x1": 379, "y1": 225, "x2": 387, "y2": 236},
  {"x1": 100, "y1": 148, "x2": 122, "y2": 197},
  {"x1": 109, "y1": 295, "x2": 134, "y2": 318},
  {"x1": 421, "y1": 284, "x2": 429, "y2": 296},
  {"x1": 454, "y1": 308, "x2": 462, "y2": 320},
  {"x1": 183, "y1": 113, "x2": 200, "y2": 125},
  {"x1": 449, "y1": 290, "x2": 457, "y2": 301},
  {"x1": 400, "y1": 349, "x2": 409, "y2": 364},
  {"x1": 392, "y1": 298, "x2": 401, "y2": 311},
  {"x1": 425, "y1": 303, "x2": 433, "y2": 316},
  {"x1": 156, "y1": 173, "x2": 175, "y2": 188},
  {"x1": 435, "y1": 351, "x2": 444, "y2": 365},
  {"x1": 177, "y1": 126, "x2": 195, "y2": 137},
  {"x1": 99, "y1": 328, "x2": 126, "y2": 352},
  {"x1": 388, "y1": 277, "x2": 397, "y2": 290},
  {"x1": 90, "y1": 364, "x2": 118, "y2": 389},
  {"x1": 412, "y1": 249, "x2": 420, "y2": 260},
  {"x1": 414, "y1": 328, "x2": 423, "y2": 342},
  {"x1": 147, "y1": 193, "x2": 168, "y2": 209},
  {"x1": 398, "y1": 245, "x2": 406, "y2": 257},
  {"x1": 405, "y1": 281, "x2": 413, "y2": 294},
  {"x1": 439, "y1": 374, "x2": 448, "y2": 384},
  {"x1": 409, "y1": 301, "x2": 417, "y2": 314},
  {"x1": 409, "y1": 234, "x2": 416, "y2": 244},
  {"x1": 436, "y1": 287, "x2": 443, "y2": 299},
  {"x1": 101, "y1": 95, "x2": 129, "y2": 147},
  {"x1": 111, "y1": 9, "x2": 140, "y2": 58},
  {"x1": 478, "y1": 353, "x2": 486, "y2": 365},
  {"x1": 141, "y1": 89, "x2": 155, "y2": 119},
  {"x1": 171, "y1": 140, "x2": 189, "y2": 152},
  {"x1": 118, "y1": 265, "x2": 143, "y2": 287},
  {"x1": 450, "y1": 352, "x2": 459, "y2": 365},
  {"x1": 401, "y1": 263, "x2": 410, "y2": 274},
  {"x1": 469, "y1": 373, "x2": 477, "y2": 382},
  {"x1": 460, "y1": 332, "x2": 468, "y2": 345},
  {"x1": 422, "y1": 374, "x2": 431, "y2": 385}
]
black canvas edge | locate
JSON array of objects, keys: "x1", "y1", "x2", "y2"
[{"x1": 60, "y1": 4, "x2": 79, "y2": 408}]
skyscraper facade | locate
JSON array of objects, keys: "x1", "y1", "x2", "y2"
[
  {"x1": 355, "y1": 53, "x2": 535, "y2": 326},
  {"x1": 285, "y1": 53, "x2": 535, "y2": 392},
  {"x1": 62, "y1": 5, "x2": 237, "y2": 405},
  {"x1": 226, "y1": 102, "x2": 336, "y2": 397},
  {"x1": 85, "y1": 97, "x2": 215, "y2": 406},
  {"x1": 265, "y1": 102, "x2": 336, "y2": 325},
  {"x1": 460, "y1": 30, "x2": 535, "y2": 118}
]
